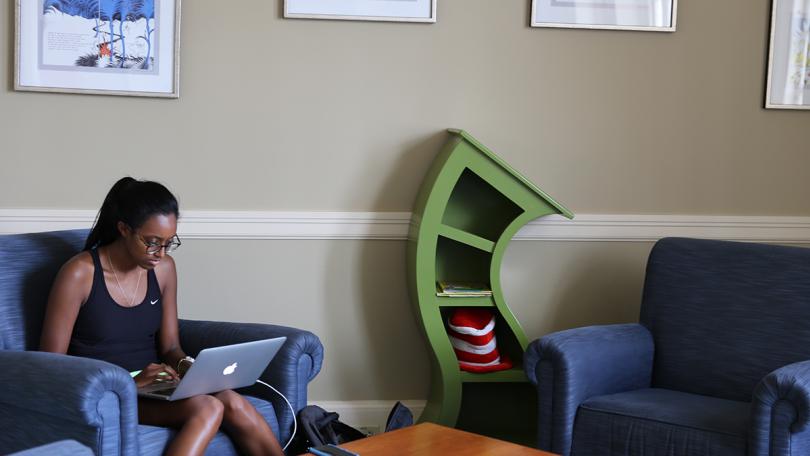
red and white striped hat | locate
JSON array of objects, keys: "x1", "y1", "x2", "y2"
[{"x1": 446, "y1": 308, "x2": 512, "y2": 373}]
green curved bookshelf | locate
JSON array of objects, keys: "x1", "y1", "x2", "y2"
[{"x1": 407, "y1": 129, "x2": 573, "y2": 427}]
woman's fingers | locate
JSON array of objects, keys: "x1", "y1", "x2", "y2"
[
  {"x1": 161, "y1": 364, "x2": 179, "y2": 381},
  {"x1": 136, "y1": 363, "x2": 179, "y2": 385},
  {"x1": 152, "y1": 364, "x2": 179, "y2": 382}
]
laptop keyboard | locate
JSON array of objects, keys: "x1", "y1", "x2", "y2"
[{"x1": 150, "y1": 387, "x2": 176, "y2": 397}]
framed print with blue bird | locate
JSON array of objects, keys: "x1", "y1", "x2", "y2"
[{"x1": 15, "y1": 0, "x2": 181, "y2": 98}]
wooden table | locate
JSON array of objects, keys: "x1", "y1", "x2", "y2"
[{"x1": 304, "y1": 423, "x2": 557, "y2": 455}]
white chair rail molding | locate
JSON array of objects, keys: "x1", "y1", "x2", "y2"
[{"x1": 1, "y1": 209, "x2": 809, "y2": 243}]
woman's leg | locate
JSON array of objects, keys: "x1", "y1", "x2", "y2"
[
  {"x1": 214, "y1": 390, "x2": 285, "y2": 456},
  {"x1": 139, "y1": 395, "x2": 224, "y2": 456}
]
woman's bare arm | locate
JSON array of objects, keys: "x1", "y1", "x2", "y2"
[{"x1": 40, "y1": 253, "x2": 93, "y2": 353}]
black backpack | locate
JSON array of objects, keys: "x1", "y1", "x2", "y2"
[
  {"x1": 288, "y1": 405, "x2": 367, "y2": 453},
  {"x1": 289, "y1": 402, "x2": 413, "y2": 453}
]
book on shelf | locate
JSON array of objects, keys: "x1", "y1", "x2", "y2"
[{"x1": 436, "y1": 281, "x2": 493, "y2": 297}]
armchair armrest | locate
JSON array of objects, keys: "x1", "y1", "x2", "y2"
[
  {"x1": 523, "y1": 323, "x2": 654, "y2": 455},
  {"x1": 0, "y1": 350, "x2": 138, "y2": 456},
  {"x1": 751, "y1": 360, "x2": 810, "y2": 456},
  {"x1": 178, "y1": 319, "x2": 324, "y2": 441}
]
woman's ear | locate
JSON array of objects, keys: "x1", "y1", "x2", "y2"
[{"x1": 116, "y1": 221, "x2": 131, "y2": 238}]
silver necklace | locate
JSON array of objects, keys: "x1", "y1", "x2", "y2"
[{"x1": 107, "y1": 248, "x2": 142, "y2": 307}]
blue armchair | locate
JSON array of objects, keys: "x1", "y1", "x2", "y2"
[
  {"x1": 524, "y1": 237, "x2": 810, "y2": 456},
  {"x1": 0, "y1": 229, "x2": 324, "y2": 455},
  {"x1": 9, "y1": 440, "x2": 93, "y2": 456}
]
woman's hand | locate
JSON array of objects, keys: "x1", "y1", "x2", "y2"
[{"x1": 133, "y1": 363, "x2": 179, "y2": 388}]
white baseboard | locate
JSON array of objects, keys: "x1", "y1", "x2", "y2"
[
  {"x1": 1, "y1": 209, "x2": 809, "y2": 243},
  {"x1": 309, "y1": 400, "x2": 426, "y2": 434}
]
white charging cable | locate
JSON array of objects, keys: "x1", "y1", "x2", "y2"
[{"x1": 256, "y1": 379, "x2": 298, "y2": 452}]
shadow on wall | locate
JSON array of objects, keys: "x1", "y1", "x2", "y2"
[
  {"x1": 321, "y1": 130, "x2": 447, "y2": 400},
  {"x1": 501, "y1": 239, "x2": 655, "y2": 340}
]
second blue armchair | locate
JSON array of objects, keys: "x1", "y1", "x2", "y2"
[{"x1": 524, "y1": 237, "x2": 810, "y2": 456}]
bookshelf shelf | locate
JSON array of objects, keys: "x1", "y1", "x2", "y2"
[
  {"x1": 460, "y1": 368, "x2": 528, "y2": 383},
  {"x1": 435, "y1": 296, "x2": 494, "y2": 307},
  {"x1": 438, "y1": 225, "x2": 495, "y2": 253},
  {"x1": 407, "y1": 129, "x2": 573, "y2": 428}
]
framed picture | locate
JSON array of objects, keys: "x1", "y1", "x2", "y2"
[
  {"x1": 766, "y1": 0, "x2": 810, "y2": 110},
  {"x1": 531, "y1": 0, "x2": 677, "y2": 32},
  {"x1": 15, "y1": 0, "x2": 181, "y2": 98},
  {"x1": 284, "y1": 0, "x2": 437, "y2": 23}
]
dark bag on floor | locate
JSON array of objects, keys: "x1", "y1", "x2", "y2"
[
  {"x1": 289, "y1": 402, "x2": 414, "y2": 453},
  {"x1": 288, "y1": 405, "x2": 367, "y2": 454},
  {"x1": 384, "y1": 401, "x2": 414, "y2": 432}
]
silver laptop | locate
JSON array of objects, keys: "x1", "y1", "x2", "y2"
[{"x1": 138, "y1": 337, "x2": 286, "y2": 401}]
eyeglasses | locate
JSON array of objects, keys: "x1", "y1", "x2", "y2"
[{"x1": 137, "y1": 234, "x2": 182, "y2": 254}]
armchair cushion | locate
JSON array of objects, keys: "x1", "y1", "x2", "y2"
[
  {"x1": 640, "y1": 238, "x2": 810, "y2": 403},
  {"x1": 0, "y1": 229, "x2": 88, "y2": 351},
  {"x1": 573, "y1": 389, "x2": 748, "y2": 456}
]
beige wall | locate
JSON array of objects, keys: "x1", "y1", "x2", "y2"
[
  {"x1": 2, "y1": 1, "x2": 808, "y2": 401},
  {"x1": 2, "y1": 0, "x2": 808, "y2": 214},
  {"x1": 174, "y1": 239, "x2": 431, "y2": 400}
]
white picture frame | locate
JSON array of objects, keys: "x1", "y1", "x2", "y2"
[
  {"x1": 766, "y1": 0, "x2": 810, "y2": 110},
  {"x1": 15, "y1": 0, "x2": 181, "y2": 98},
  {"x1": 531, "y1": 0, "x2": 677, "y2": 32},
  {"x1": 284, "y1": 0, "x2": 437, "y2": 23}
]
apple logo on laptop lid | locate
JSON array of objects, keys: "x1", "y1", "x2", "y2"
[{"x1": 223, "y1": 362, "x2": 237, "y2": 376}]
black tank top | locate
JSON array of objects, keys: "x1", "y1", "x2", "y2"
[{"x1": 68, "y1": 249, "x2": 163, "y2": 372}]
